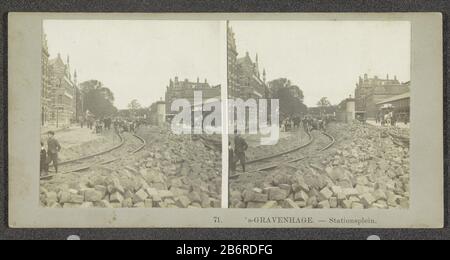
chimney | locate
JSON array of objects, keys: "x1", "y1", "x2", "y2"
[
  {"x1": 197, "y1": 77, "x2": 200, "y2": 83},
  {"x1": 175, "y1": 76, "x2": 179, "y2": 83},
  {"x1": 364, "y1": 73, "x2": 368, "y2": 81}
]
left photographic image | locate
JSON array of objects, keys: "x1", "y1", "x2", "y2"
[{"x1": 39, "y1": 20, "x2": 224, "y2": 209}]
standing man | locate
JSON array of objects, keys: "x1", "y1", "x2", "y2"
[
  {"x1": 228, "y1": 141, "x2": 236, "y2": 175},
  {"x1": 234, "y1": 130, "x2": 248, "y2": 173},
  {"x1": 47, "y1": 131, "x2": 61, "y2": 174},
  {"x1": 40, "y1": 141, "x2": 48, "y2": 176},
  {"x1": 302, "y1": 116, "x2": 309, "y2": 133}
]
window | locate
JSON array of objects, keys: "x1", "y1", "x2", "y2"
[{"x1": 58, "y1": 95, "x2": 63, "y2": 104}]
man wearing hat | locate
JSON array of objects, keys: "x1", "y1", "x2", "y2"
[
  {"x1": 47, "y1": 131, "x2": 61, "y2": 173},
  {"x1": 234, "y1": 130, "x2": 248, "y2": 173}
]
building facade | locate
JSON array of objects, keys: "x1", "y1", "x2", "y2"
[
  {"x1": 227, "y1": 23, "x2": 239, "y2": 98},
  {"x1": 46, "y1": 54, "x2": 78, "y2": 128},
  {"x1": 337, "y1": 97, "x2": 356, "y2": 123},
  {"x1": 376, "y1": 89, "x2": 410, "y2": 123},
  {"x1": 149, "y1": 100, "x2": 167, "y2": 126},
  {"x1": 355, "y1": 74, "x2": 410, "y2": 119},
  {"x1": 227, "y1": 24, "x2": 268, "y2": 100},
  {"x1": 165, "y1": 77, "x2": 221, "y2": 116},
  {"x1": 41, "y1": 34, "x2": 52, "y2": 126}
]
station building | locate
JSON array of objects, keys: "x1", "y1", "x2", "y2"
[
  {"x1": 165, "y1": 77, "x2": 221, "y2": 120},
  {"x1": 355, "y1": 74, "x2": 410, "y2": 120},
  {"x1": 376, "y1": 90, "x2": 410, "y2": 123}
]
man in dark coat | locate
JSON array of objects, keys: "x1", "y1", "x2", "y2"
[
  {"x1": 229, "y1": 141, "x2": 236, "y2": 174},
  {"x1": 47, "y1": 131, "x2": 61, "y2": 173},
  {"x1": 40, "y1": 141, "x2": 48, "y2": 176},
  {"x1": 234, "y1": 130, "x2": 249, "y2": 173}
]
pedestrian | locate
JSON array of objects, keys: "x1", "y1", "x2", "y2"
[
  {"x1": 234, "y1": 130, "x2": 248, "y2": 173},
  {"x1": 228, "y1": 141, "x2": 236, "y2": 174},
  {"x1": 302, "y1": 116, "x2": 309, "y2": 133},
  {"x1": 40, "y1": 141, "x2": 48, "y2": 176},
  {"x1": 47, "y1": 131, "x2": 61, "y2": 174},
  {"x1": 79, "y1": 116, "x2": 84, "y2": 128}
]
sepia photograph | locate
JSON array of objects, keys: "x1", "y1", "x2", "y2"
[
  {"x1": 227, "y1": 21, "x2": 412, "y2": 210},
  {"x1": 39, "y1": 20, "x2": 224, "y2": 209},
  {"x1": 7, "y1": 13, "x2": 443, "y2": 228}
]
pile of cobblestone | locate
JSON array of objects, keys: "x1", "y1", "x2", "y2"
[
  {"x1": 231, "y1": 123, "x2": 409, "y2": 209},
  {"x1": 40, "y1": 126, "x2": 222, "y2": 208}
]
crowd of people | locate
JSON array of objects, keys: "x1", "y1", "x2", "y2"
[
  {"x1": 40, "y1": 111, "x2": 149, "y2": 177},
  {"x1": 282, "y1": 115, "x2": 333, "y2": 133},
  {"x1": 376, "y1": 111, "x2": 409, "y2": 127}
]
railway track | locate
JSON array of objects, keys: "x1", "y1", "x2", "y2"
[
  {"x1": 230, "y1": 129, "x2": 336, "y2": 178},
  {"x1": 388, "y1": 133, "x2": 409, "y2": 148},
  {"x1": 41, "y1": 131, "x2": 146, "y2": 180}
]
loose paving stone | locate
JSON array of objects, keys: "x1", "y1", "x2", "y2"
[
  {"x1": 342, "y1": 200, "x2": 353, "y2": 209},
  {"x1": 269, "y1": 187, "x2": 289, "y2": 201},
  {"x1": 329, "y1": 197, "x2": 338, "y2": 208},
  {"x1": 133, "y1": 189, "x2": 149, "y2": 203},
  {"x1": 110, "y1": 192, "x2": 124, "y2": 204},
  {"x1": 294, "y1": 190, "x2": 309, "y2": 202},
  {"x1": 319, "y1": 187, "x2": 333, "y2": 201},
  {"x1": 281, "y1": 199, "x2": 300, "y2": 209},
  {"x1": 262, "y1": 201, "x2": 278, "y2": 209},
  {"x1": 351, "y1": 202, "x2": 365, "y2": 209},
  {"x1": 243, "y1": 190, "x2": 269, "y2": 203},
  {"x1": 361, "y1": 193, "x2": 376, "y2": 208},
  {"x1": 84, "y1": 189, "x2": 104, "y2": 202},
  {"x1": 175, "y1": 196, "x2": 191, "y2": 208}
]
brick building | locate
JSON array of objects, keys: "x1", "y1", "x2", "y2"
[
  {"x1": 227, "y1": 24, "x2": 268, "y2": 100},
  {"x1": 41, "y1": 34, "x2": 52, "y2": 126},
  {"x1": 376, "y1": 85, "x2": 410, "y2": 123},
  {"x1": 355, "y1": 74, "x2": 410, "y2": 119},
  {"x1": 165, "y1": 77, "x2": 221, "y2": 117},
  {"x1": 227, "y1": 23, "x2": 239, "y2": 98},
  {"x1": 46, "y1": 54, "x2": 78, "y2": 128}
]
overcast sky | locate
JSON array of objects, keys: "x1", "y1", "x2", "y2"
[
  {"x1": 230, "y1": 21, "x2": 411, "y2": 107},
  {"x1": 44, "y1": 20, "x2": 223, "y2": 109},
  {"x1": 44, "y1": 20, "x2": 410, "y2": 109}
]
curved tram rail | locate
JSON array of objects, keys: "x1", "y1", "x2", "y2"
[
  {"x1": 41, "y1": 132, "x2": 147, "y2": 180},
  {"x1": 230, "y1": 129, "x2": 336, "y2": 178}
]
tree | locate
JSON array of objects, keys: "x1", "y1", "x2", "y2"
[
  {"x1": 317, "y1": 97, "x2": 333, "y2": 117},
  {"x1": 268, "y1": 78, "x2": 307, "y2": 119},
  {"x1": 80, "y1": 80, "x2": 117, "y2": 118},
  {"x1": 317, "y1": 97, "x2": 332, "y2": 108},
  {"x1": 128, "y1": 99, "x2": 142, "y2": 110}
]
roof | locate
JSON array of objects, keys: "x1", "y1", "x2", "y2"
[{"x1": 376, "y1": 92, "x2": 410, "y2": 105}]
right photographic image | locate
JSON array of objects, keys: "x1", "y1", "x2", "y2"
[{"x1": 227, "y1": 20, "x2": 411, "y2": 210}]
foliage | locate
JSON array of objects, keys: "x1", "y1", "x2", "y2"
[
  {"x1": 79, "y1": 80, "x2": 117, "y2": 118},
  {"x1": 317, "y1": 97, "x2": 332, "y2": 108},
  {"x1": 268, "y1": 78, "x2": 307, "y2": 119},
  {"x1": 128, "y1": 99, "x2": 142, "y2": 110}
]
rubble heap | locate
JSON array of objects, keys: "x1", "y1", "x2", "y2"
[
  {"x1": 40, "y1": 127, "x2": 222, "y2": 208},
  {"x1": 231, "y1": 123, "x2": 410, "y2": 209}
]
